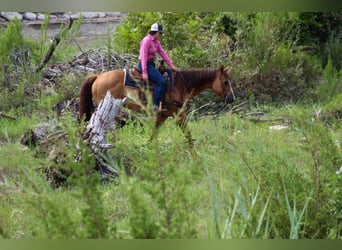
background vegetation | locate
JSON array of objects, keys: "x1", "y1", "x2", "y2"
[{"x1": 0, "y1": 12, "x2": 341, "y2": 239}]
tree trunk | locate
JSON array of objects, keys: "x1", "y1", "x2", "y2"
[{"x1": 83, "y1": 91, "x2": 127, "y2": 179}]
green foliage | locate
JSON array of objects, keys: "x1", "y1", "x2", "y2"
[
  {"x1": 113, "y1": 12, "x2": 329, "y2": 103},
  {"x1": 1, "y1": 11, "x2": 341, "y2": 239},
  {"x1": 115, "y1": 116, "x2": 199, "y2": 238},
  {"x1": 0, "y1": 18, "x2": 26, "y2": 65},
  {"x1": 292, "y1": 115, "x2": 342, "y2": 238},
  {"x1": 113, "y1": 12, "x2": 157, "y2": 54},
  {"x1": 229, "y1": 12, "x2": 321, "y2": 102},
  {"x1": 52, "y1": 16, "x2": 83, "y2": 63},
  {"x1": 113, "y1": 12, "x2": 229, "y2": 68},
  {"x1": 297, "y1": 12, "x2": 342, "y2": 68},
  {"x1": 0, "y1": 15, "x2": 82, "y2": 114},
  {"x1": 0, "y1": 19, "x2": 40, "y2": 112},
  {"x1": 323, "y1": 93, "x2": 342, "y2": 121},
  {"x1": 324, "y1": 34, "x2": 342, "y2": 71},
  {"x1": 315, "y1": 59, "x2": 342, "y2": 103},
  {"x1": 1, "y1": 101, "x2": 342, "y2": 238},
  {"x1": 0, "y1": 114, "x2": 112, "y2": 238}
]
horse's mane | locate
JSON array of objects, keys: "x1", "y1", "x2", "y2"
[{"x1": 174, "y1": 68, "x2": 217, "y2": 92}]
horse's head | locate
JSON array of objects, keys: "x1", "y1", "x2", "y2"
[{"x1": 213, "y1": 65, "x2": 235, "y2": 104}]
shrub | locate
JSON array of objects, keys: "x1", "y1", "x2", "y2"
[
  {"x1": 116, "y1": 117, "x2": 200, "y2": 238},
  {"x1": 229, "y1": 12, "x2": 321, "y2": 102},
  {"x1": 113, "y1": 12, "x2": 324, "y2": 104},
  {"x1": 315, "y1": 58, "x2": 342, "y2": 103}
]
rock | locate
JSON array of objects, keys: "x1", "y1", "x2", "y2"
[
  {"x1": 269, "y1": 125, "x2": 288, "y2": 131},
  {"x1": 97, "y1": 12, "x2": 106, "y2": 18},
  {"x1": 1, "y1": 12, "x2": 127, "y2": 24},
  {"x1": 21, "y1": 120, "x2": 59, "y2": 146},
  {"x1": 82, "y1": 12, "x2": 99, "y2": 19},
  {"x1": 23, "y1": 12, "x2": 37, "y2": 20},
  {"x1": 69, "y1": 12, "x2": 81, "y2": 20},
  {"x1": 37, "y1": 13, "x2": 46, "y2": 21},
  {"x1": 1, "y1": 12, "x2": 23, "y2": 21},
  {"x1": 105, "y1": 12, "x2": 123, "y2": 17},
  {"x1": 60, "y1": 13, "x2": 72, "y2": 20}
]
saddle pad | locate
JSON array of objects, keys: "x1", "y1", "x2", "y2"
[
  {"x1": 123, "y1": 69, "x2": 141, "y2": 88},
  {"x1": 123, "y1": 68, "x2": 173, "y2": 91}
]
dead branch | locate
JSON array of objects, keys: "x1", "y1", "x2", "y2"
[
  {"x1": 231, "y1": 101, "x2": 249, "y2": 112},
  {"x1": 40, "y1": 48, "x2": 137, "y2": 86},
  {"x1": 249, "y1": 117, "x2": 289, "y2": 123},
  {"x1": 0, "y1": 112, "x2": 16, "y2": 120},
  {"x1": 35, "y1": 17, "x2": 73, "y2": 73}
]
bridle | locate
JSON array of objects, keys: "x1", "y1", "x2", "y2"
[{"x1": 219, "y1": 71, "x2": 235, "y2": 103}]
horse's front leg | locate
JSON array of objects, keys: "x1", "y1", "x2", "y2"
[
  {"x1": 149, "y1": 112, "x2": 168, "y2": 142},
  {"x1": 150, "y1": 110, "x2": 193, "y2": 147}
]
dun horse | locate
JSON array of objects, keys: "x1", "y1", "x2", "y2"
[{"x1": 79, "y1": 65, "x2": 235, "y2": 144}]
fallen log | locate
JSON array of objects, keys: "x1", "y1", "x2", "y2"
[
  {"x1": 0, "y1": 112, "x2": 16, "y2": 120},
  {"x1": 249, "y1": 117, "x2": 289, "y2": 123},
  {"x1": 83, "y1": 91, "x2": 127, "y2": 179}
]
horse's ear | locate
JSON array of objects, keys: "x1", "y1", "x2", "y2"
[{"x1": 219, "y1": 65, "x2": 225, "y2": 73}]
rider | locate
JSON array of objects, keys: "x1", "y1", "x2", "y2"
[{"x1": 137, "y1": 23, "x2": 177, "y2": 111}]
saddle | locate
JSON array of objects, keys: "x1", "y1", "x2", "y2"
[
  {"x1": 123, "y1": 61, "x2": 174, "y2": 109},
  {"x1": 124, "y1": 66, "x2": 173, "y2": 92},
  {"x1": 124, "y1": 67, "x2": 152, "y2": 89}
]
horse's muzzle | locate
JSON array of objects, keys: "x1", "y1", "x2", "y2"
[{"x1": 225, "y1": 94, "x2": 235, "y2": 104}]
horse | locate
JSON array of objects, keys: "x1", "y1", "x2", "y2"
[{"x1": 79, "y1": 64, "x2": 235, "y2": 145}]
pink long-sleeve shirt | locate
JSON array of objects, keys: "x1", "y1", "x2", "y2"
[{"x1": 138, "y1": 34, "x2": 175, "y2": 75}]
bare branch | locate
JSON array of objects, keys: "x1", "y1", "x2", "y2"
[
  {"x1": 0, "y1": 112, "x2": 16, "y2": 120},
  {"x1": 35, "y1": 17, "x2": 74, "y2": 73}
]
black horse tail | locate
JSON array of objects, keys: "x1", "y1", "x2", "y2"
[{"x1": 79, "y1": 75, "x2": 97, "y2": 122}]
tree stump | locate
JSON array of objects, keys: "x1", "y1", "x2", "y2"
[{"x1": 83, "y1": 91, "x2": 127, "y2": 180}]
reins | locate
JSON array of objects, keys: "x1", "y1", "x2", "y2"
[{"x1": 175, "y1": 70, "x2": 187, "y2": 83}]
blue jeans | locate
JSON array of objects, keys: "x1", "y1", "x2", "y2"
[{"x1": 138, "y1": 61, "x2": 166, "y2": 106}]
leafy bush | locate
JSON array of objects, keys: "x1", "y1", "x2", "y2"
[
  {"x1": 0, "y1": 19, "x2": 41, "y2": 112},
  {"x1": 315, "y1": 58, "x2": 342, "y2": 103},
  {"x1": 324, "y1": 34, "x2": 342, "y2": 71},
  {"x1": 113, "y1": 12, "x2": 230, "y2": 68},
  {"x1": 297, "y1": 12, "x2": 342, "y2": 69},
  {"x1": 113, "y1": 12, "x2": 325, "y2": 103},
  {"x1": 229, "y1": 12, "x2": 321, "y2": 102},
  {"x1": 0, "y1": 15, "x2": 82, "y2": 114}
]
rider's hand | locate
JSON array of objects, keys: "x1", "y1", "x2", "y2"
[
  {"x1": 172, "y1": 67, "x2": 178, "y2": 72},
  {"x1": 142, "y1": 73, "x2": 148, "y2": 81}
]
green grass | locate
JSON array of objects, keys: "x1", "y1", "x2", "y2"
[
  {"x1": 0, "y1": 14, "x2": 341, "y2": 239},
  {"x1": 1, "y1": 102, "x2": 341, "y2": 239}
]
